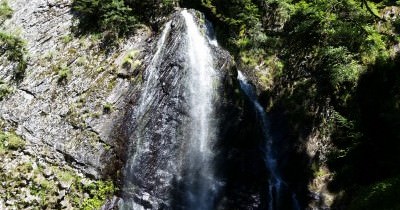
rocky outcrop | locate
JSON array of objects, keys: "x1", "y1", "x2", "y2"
[
  {"x1": 115, "y1": 9, "x2": 272, "y2": 210},
  {"x1": 117, "y1": 10, "x2": 242, "y2": 209},
  {"x1": 0, "y1": 0, "x2": 152, "y2": 178},
  {"x1": 1, "y1": 2, "x2": 275, "y2": 209},
  {"x1": 0, "y1": 0, "x2": 153, "y2": 208}
]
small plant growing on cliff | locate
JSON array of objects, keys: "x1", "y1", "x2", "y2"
[
  {"x1": 81, "y1": 180, "x2": 116, "y2": 210},
  {"x1": 53, "y1": 64, "x2": 71, "y2": 83},
  {"x1": 122, "y1": 50, "x2": 142, "y2": 70},
  {"x1": 0, "y1": 80, "x2": 12, "y2": 100},
  {"x1": 0, "y1": 32, "x2": 27, "y2": 79},
  {"x1": 0, "y1": 0, "x2": 12, "y2": 23},
  {"x1": 6, "y1": 132, "x2": 25, "y2": 150},
  {"x1": 61, "y1": 34, "x2": 73, "y2": 44},
  {"x1": 0, "y1": 131, "x2": 25, "y2": 151},
  {"x1": 103, "y1": 103, "x2": 113, "y2": 114}
]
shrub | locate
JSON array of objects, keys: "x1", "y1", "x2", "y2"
[
  {"x1": 349, "y1": 176, "x2": 400, "y2": 210},
  {"x1": 0, "y1": 32, "x2": 27, "y2": 79},
  {"x1": 81, "y1": 180, "x2": 115, "y2": 210},
  {"x1": 7, "y1": 133, "x2": 25, "y2": 150},
  {"x1": 0, "y1": 0, "x2": 12, "y2": 23},
  {"x1": 52, "y1": 64, "x2": 71, "y2": 83},
  {"x1": 0, "y1": 131, "x2": 25, "y2": 151},
  {"x1": 393, "y1": 18, "x2": 400, "y2": 33},
  {"x1": 103, "y1": 103, "x2": 113, "y2": 113},
  {"x1": 0, "y1": 80, "x2": 12, "y2": 100},
  {"x1": 72, "y1": 0, "x2": 138, "y2": 35}
]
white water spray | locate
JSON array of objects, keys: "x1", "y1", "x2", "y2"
[
  {"x1": 182, "y1": 10, "x2": 219, "y2": 210},
  {"x1": 138, "y1": 21, "x2": 171, "y2": 115},
  {"x1": 128, "y1": 22, "x2": 171, "y2": 167}
]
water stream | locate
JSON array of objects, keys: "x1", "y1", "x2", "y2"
[
  {"x1": 238, "y1": 71, "x2": 300, "y2": 210},
  {"x1": 181, "y1": 10, "x2": 220, "y2": 210},
  {"x1": 121, "y1": 10, "x2": 221, "y2": 210},
  {"x1": 121, "y1": 9, "x2": 301, "y2": 210}
]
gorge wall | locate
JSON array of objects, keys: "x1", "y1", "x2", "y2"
[{"x1": 2, "y1": 0, "x2": 400, "y2": 209}]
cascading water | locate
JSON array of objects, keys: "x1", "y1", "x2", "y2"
[
  {"x1": 137, "y1": 21, "x2": 171, "y2": 116},
  {"x1": 181, "y1": 10, "x2": 220, "y2": 210},
  {"x1": 121, "y1": 9, "x2": 222, "y2": 210},
  {"x1": 120, "y1": 21, "x2": 173, "y2": 210},
  {"x1": 237, "y1": 71, "x2": 301, "y2": 210},
  {"x1": 120, "y1": 8, "x2": 302, "y2": 210}
]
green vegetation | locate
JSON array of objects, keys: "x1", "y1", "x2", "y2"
[
  {"x1": 0, "y1": 156, "x2": 116, "y2": 209},
  {"x1": 0, "y1": 80, "x2": 12, "y2": 100},
  {"x1": 0, "y1": 1, "x2": 27, "y2": 79},
  {"x1": 1, "y1": 0, "x2": 397, "y2": 208},
  {"x1": 72, "y1": 0, "x2": 175, "y2": 38},
  {"x1": 0, "y1": 0, "x2": 12, "y2": 23},
  {"x1": 54, "y1": 170, "x2": 116, "y2": 209},
  {"x1": 103, "y1": 102, "x2": 113, "y2": 113},
  {"x1": 0, "y1": 119, "x2": 115, "y2": 209},
  {"x1": 122, "y1": 50, "x2": 139, "y2": 66},
  {"x1": 52, "y1": 64, "x2": 71, "y2": 83},
  {"x1": 81, "y1": 180, "x2": 116, "y2": 209},
  {"x1": 61, "y1": 34, "x2": 73, "y2": 44},
  {"x1": 72, "y1": 0, "x2": 137, "y2": 35},
  {"x1": 0, "y1": 32, "x2": 27, "y2": 79},
  {"x1": 348, "y1": 176, "x2": 400, "y2": 210},
  {"x1": 0, "y1": 131, "x2": 25, "y2": 154},
  {"x1": 179, "y1": 0, "x2": 400, "y2": 208}
]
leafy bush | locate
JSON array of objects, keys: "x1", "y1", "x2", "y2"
[
  {"x1": 0, "y1": 32, "x2": 27, "y2": 79},
  {"x1": 52, "y1": 64, "x2": 71, "y2": 83},
  {"x1": 81, "y1": 180, "x2": 116, "y2": 210},
  {"x1": 72, "y1": 0, "x2": 176, "y2": 36},
  {"x1": 103, "y1": 103, "x2": 113, "y2": 113},
  {"x1": 125, "y1": 0, "x2": 175, "y2": 23},
  {"x1": 0, "y1": 0, "x2": 12, "y2": 23},
  {"x1": 7, "y1": 133, "x2": 25, "y2": 150},
  {"x1": 349, "y1": 176, "x2": 400, "y2": 210},
  {"x1": 72, "y1": 0, "x2": 138, "y2": 35},
  {"x1": 394, "y1": 18, "x2": 400, "y2": 33},
  {"x1": 0, "y1": 80, "x2": 12, "y2": 100},
  {"x1": 0, "y1": 131, "x2": 25, "y2": 151}
]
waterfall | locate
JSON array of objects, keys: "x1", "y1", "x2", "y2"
[
  {"x1": 137, "y1": 21, "x2": 171, "y2": 116},
  {"x1": 237, "y1": 71, "x2": 300, "y2": 210},
  {"x1": 126, "y1": 21, "x2": 172, "y2": 178},
  {"x1": 120, "y1": 21, "x2": 173, "y2": 210},
  {"x1": 121, "y1": 10, "x2": 222, "y2": 210},
  {"x1": 181, "y1": 10, "x2": 220, "y2": 210}
]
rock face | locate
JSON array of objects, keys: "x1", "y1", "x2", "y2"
[
  {"x1": 1, "y1": 1, "x2": 271, "y2": 209},
  {"x1": 0, "y1": 0, "x2": 156, "y2": 209},
  {"x1": 117, "y1": 10, "x2": 270, "y2": 210},
  {"x1": 118, "y1": 10, "x2": 241, "y2": 209},
  {"x1": 0, "y1": 0, "x2": 150, "y2": 178},
  {"x1": 0, "y1": 0, "x2": 157, "y2": 209}
]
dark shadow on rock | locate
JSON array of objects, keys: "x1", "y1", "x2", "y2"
[{"x1": 328, "y1": 54, "x2": 400, "y2": 209}]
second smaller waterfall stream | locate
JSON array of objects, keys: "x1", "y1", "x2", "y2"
[{"x1": 238, "y1": 71, "x2": 301, "y2": 210}]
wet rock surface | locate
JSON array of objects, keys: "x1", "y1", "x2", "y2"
[
  {"x1": 1, "y1": 1, "x2": 271, "y2": 209},
  {"x1": 118, "y1": 10, "x2": 268, "y2": 210}
]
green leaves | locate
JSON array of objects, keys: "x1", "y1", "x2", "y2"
[
  {"x1": 360, "y1": 25, "x2": 390, "y2": 64},
  {"x1": 0, "y1": 32, "x2": 27, "y2": 79},
  {"x1": 349, "y1": 176, "x2": 400, "y2": 210},
  {"x1": 317, "y1": 46, "x2": 361, "y2": 87},
  {"x1": 0, "y1": 0, "x2": 12, "y2": 23},
  {"x1": 73, "y1": 0, "x2": 137, "y2": 35},
  {"x1": 100, "y1": 0, "x2": 137, "y2": 32}
]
